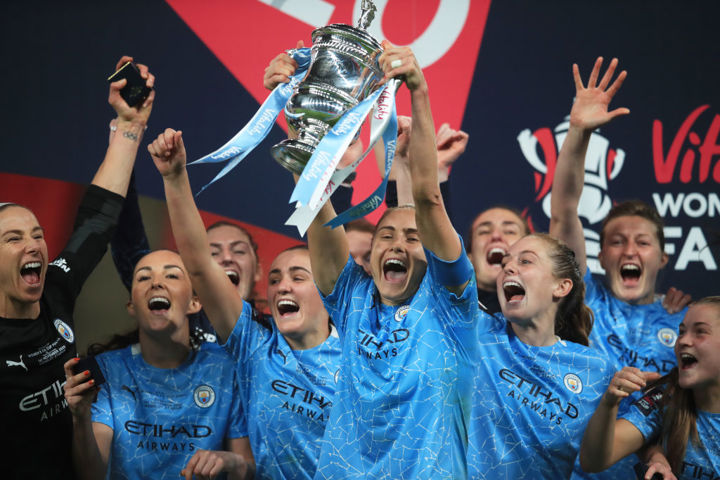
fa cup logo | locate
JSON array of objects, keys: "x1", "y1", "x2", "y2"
[{"x1": 517, "y1": 117, "x2": 626, "y2": 274}]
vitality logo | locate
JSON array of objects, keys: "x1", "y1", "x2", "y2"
[{"x1": 518, "y1": 118, "x2": 625, "y2": 274}]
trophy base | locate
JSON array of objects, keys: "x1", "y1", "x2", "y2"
[{"x1": 271, "y1": 140, "x2": 314, "y2": 176}]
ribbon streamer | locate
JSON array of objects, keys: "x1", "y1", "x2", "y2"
[
  {"x1": 286, "y1": 80, "x2": 399, "y2": 235},
  {"x1": 189, "y1": 48, "x2": 312, "y2": 195}
]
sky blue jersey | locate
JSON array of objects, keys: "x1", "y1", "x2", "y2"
[
  {"x1": 92, "y1": 342, "x2": 246, "y2": 480},
  {"x1": 622, "y1": 386, "x2": 720, "y2": 480},
  {"x1": 314, "y1": 250, "x2": 480, "y2": 480},
  {"x1": 468, "y1": 310, "x2": 614, "y2": 479},
  {"x1": 571, "y1": 272, "x2": 687, "y2": 479},
  {"x1": 223, "y1": 301, "x2": 341, "y2": 480},
  {"x1": 584, "y1": 271, "x2": 685, "y2": 375}
]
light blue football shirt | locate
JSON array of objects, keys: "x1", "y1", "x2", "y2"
[
  {"x1": 223, "y1": 302, "x2": 341, "y2": 480},
  {"x1": 92, "y1": 342, "x2": 246, "y2": 480},
  {"x1": 571, "y1": 271, "x2": 687, "y2": 480},
  {"x1": 314, "y1": 250, "x2": 480, "y2": 480},
  {"x1": 584, "y1": 271, "x2": 685, "y2": 375},
  {"x1": 468, "y1": 310, "x2": 614, "y2": 479},
  {"x1": 622, "y1": 387, "x2": 720, "y2": 480}
]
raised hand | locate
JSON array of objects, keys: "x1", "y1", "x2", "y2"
[
  {"x1": 263, "y1": 40, "x2": 304, "y2": 90},
  {"x1": 435, "y1": 123, "x2": 468, "y2": 182},
  {"x1": 108, "y1": 55, "x2": 155, "y2": 126},
  {"x1": 662, "y1": 286, "x2": 692, "y2": 314},
  {"x1": 63, "y1": 357, "x2": 99, "y2": 419},
  {"x1": 570, "y1": 57, "x2": 629, "y2": 131},
  {"x1": 396, "y1": 115, "x2": 413, "y2": 159},
  {"x1": 148, "y1": 128, "x2": 186, "y2": 179},
  {"x1": 602, "y1": 366, "x2": 661, "y2": 407},
  {"x1": 378, "y1": 41, "x2": 426, "y2": 92}
]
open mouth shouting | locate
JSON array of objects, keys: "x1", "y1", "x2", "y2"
[
  {"x1": 679, "y1": 352, "x2": 698, "y2": 370},
  {"x1": 503, "y1": 280, "x2": 526, "y2": 304},
  {"x1": 20, "y1": 261, "x2": 43, "y2": 286},
  {"x1": 225, "y1": 270, "x2": 240, "y2": 286},
  {"x1": 383, "y1": 258, "x2": 408, "y2": 284},
  {"x1": 619, "y1": 263, "x2": 642, "y2": 286},
  {"x1": 148, "y1": 296, "x2": 171, "y2": 315},
  {"x1": 486, "y1": 247, "x2": 506, "y2": 266},
  {"x1": 276, "y1": 299, "x2": 300, "y2": 318}
]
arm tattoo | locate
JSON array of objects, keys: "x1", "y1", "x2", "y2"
[{"x1": 123, "y1": 130, "x2": 139, "y2": 142}]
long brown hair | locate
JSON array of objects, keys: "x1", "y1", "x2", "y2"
[
  {"x1": 659, "y1": 296, "x2": 720, "y2": 471},
  {"x1": 533, "y1": 233, "x2": 594, "y2": 346}
]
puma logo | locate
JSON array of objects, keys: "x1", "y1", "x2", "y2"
[{"x1": 6, "y1": 355, "x2": 28, "y2": 372}]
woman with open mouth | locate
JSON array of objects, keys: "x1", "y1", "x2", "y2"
[
  {"x1": 549, "y1": 56, "x2": 686, "y2": 386},
  {"x1": 0, "y1": 55, "x2": 154, "y2": 479},
  {"x1": 467, "y1": 233, "x2": 615, "y2": 478},
  {"x1": 151, "y1": 127, "x2": 340, "y2": 479},
  {"x1": 63, "y1": 250, "x2": 253, "y2": 479},
  {"x1": 548, "y1": 57, "x2": 691, "y2": 478},
  {"x1": 302, "y1": 43, "x2": 482, "y2": 479},
  {"x1": 580, "y1": 296, "x2": 720, "y2": 479}
]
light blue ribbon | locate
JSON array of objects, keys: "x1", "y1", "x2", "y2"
[
  {"x1": 325, "y1": 87, "x2": 397, "y2": 228},
  {"x1": 189, "y1": 48, "x2": 312, "y2": 195},
  {"x1": 289, "y1": 83, "x2": 388, "y2": 208},
  {"x1": 283, "y1": 80, "x2": 399, "y2": 235}
]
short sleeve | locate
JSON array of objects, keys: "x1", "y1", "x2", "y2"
[
  {"x1": 425, "y1": 247, "x2": 479, "y2": 329},
  {"x1": 321, "y1": 255, "x2": 370, "y2": 337},
  {"x1": 90, "y1": 382, "x2": 113, "y2": 429},
  {"x1": 226, "y1": 370, "x2": 248, "y2": 439},
  {"x1": 619, "y1": 387, "x2": 665, "y2": 443},
  {"x1": 221, "y1": 300, "x2": 270, "y2": 379}
]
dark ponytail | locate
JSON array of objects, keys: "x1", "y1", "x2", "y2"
[
  {"x1": 87, "y1": 329, "x2": 140, "y2": 356},
  {"x1": 533, "y1": 233, "x2": 593, "y2": 346}
]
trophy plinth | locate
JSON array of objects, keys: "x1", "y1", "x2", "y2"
[{"x1": 271, "y1": 23, "x2": 383, "y2": 175}]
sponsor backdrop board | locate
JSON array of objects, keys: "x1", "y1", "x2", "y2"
[{"x1": 1, "y1": 0, "x2": 717, "y2": 307}]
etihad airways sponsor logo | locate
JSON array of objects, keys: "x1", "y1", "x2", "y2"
[
  {"x1": 271, "y1": 379, "x2": 332, "y2": 409},
  {"x1": 19, "y1": 378, "x2": 69, "y2": 421},
  {"x1": 357, "y1": 327, "x2": 409, "y2": 360},
  {"x1": 606, "y1": 334, "x2": 676, "y2": 373},
  {"x1": 124, "y1": 420, "x2": 212, "y2": 438},
  {"x1": 499, "y1": 368, "x2": 579, "y2": 424},
  {"x1": 272, "y1": 379, "x2": 332, "y2": 423}
]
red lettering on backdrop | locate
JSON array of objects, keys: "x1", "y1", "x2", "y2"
[{"x1": 652, "y1": 105, "x2": 720, "y2": 183}]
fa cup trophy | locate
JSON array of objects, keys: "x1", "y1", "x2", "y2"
[{"x1": 271, "y1": 0, "x2": 384, "y2": 174}]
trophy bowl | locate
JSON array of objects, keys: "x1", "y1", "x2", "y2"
[{"x1": 271, "y1": 23, "x2": 384, "y2": 175}]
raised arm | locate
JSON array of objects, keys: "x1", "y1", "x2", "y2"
[
  {"x1": 306, "y1": 183, "x2": 350, "y2": 296},
  {"x1": 149, "y1": 129, "x2": 243, "y2": 342},
  {"x1": 379, "y1": 43, "x2": 464, "y2": 286},
  {"x1": 110, "y1": 170, "x2": 151, "y2": 291},
  {"x1": 379, "y1": 118, "x2": 466, "y2": 208},
  {"x1": 549, "y1": 57, "x2": 629, "y2": 275},
  {"x1": 91, "y1": 56, "x2": 155, "y2": 196},
  {"x1": 580, "y1": 367, "x2": 661, "y2": 472}
]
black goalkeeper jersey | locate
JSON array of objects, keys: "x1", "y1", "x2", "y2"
[{"x1": 0, "y1": 185, "x2": 122, "y2": 479}]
